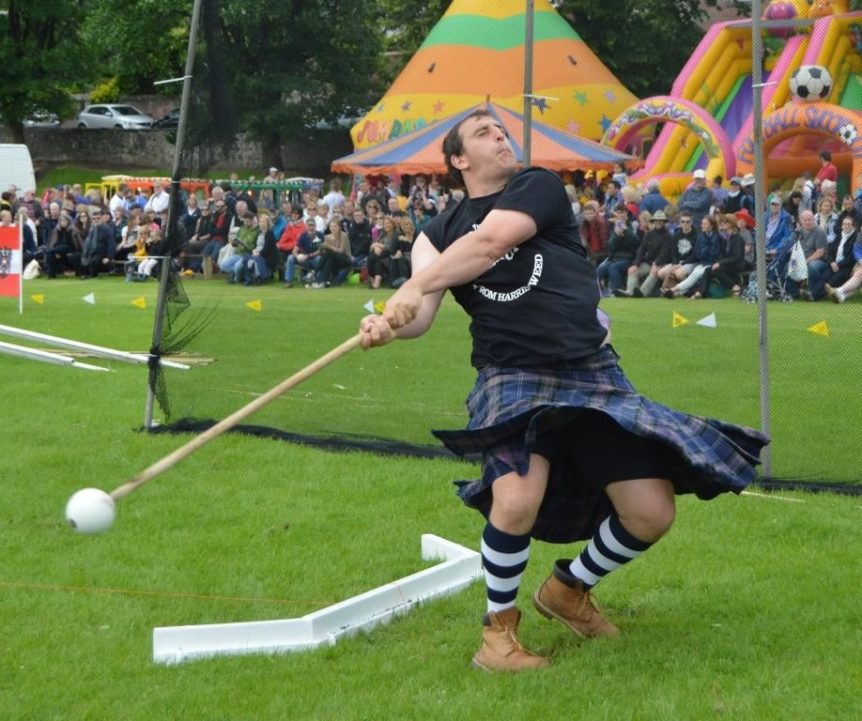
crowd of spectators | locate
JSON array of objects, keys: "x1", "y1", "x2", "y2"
[
  {"x1": 6, "y1": 151, "x2": 860, "y2": 303},
  {"x1": 7, "y1": 169, "x2": 465, "y2": 289},
  {"x1": 568, "y1": 152, "x2": 862, "y2": 304}
]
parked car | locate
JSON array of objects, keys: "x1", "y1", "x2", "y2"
[
  {"x1": 23, "y1": 110, "x2": 61, "y2": 128},
  {"x1": 76, "y1": 104, "x2": 154, "y2": 130},
  {"x1": 153, "y1": 107, "x2": 180, "y2": 129}
]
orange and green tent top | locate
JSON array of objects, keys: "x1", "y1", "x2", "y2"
[{"x1": 350, "y1": 0, "x2": 638, "y2": 149}]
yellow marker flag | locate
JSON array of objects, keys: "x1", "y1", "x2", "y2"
[
  {"x1": 374, "y1": 301, "x2": 386, "y2": 314},
  {"x1": 30, "y1": 294, "x2": 44, "y2": 305},
  {"x1": 672, "y1": 311, "x2": 690, "y2": 328},
  {"x1": 131, "y1": 296, "x2": 147, "y2": 309},
  {"x1": 807, "y1": 320, "x2": 830, "y2": 337},
  {"x1": 246, "y1": 299, "x2": 262, "y2": 312}
]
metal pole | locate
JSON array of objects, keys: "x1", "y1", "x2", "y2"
[
  {"x1": 144, "y1": 0, "x2": 205, "y2": 428},
  {"x1": 751, "y1": 0, "x2": 772, "y2": 474},
  {"x1": 523, "y1": 0, "x2": 534, "y2": 167}
]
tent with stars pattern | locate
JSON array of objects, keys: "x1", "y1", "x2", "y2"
[
  {"x1": 348, "y1": 0, "x2": 638, "y2": 150},
  {"x1": 331, "y1": 101, "x2": 637, "y2": 175}
]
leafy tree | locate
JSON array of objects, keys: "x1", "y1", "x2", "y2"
[
  {"x1": 0, "y1": 0, "x2": 93, "y2": 141},
  {"x1": 79, "y1": 0, "x2": 191, "y2": 95},
  {"x1": 554, "y1": 0, "x2": 744, "y2": 97},
  {"x1": 200, "y1": 0, "x2": 386, "y2": 165}
]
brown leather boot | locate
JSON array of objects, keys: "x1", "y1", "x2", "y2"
[
  {"x1": 472, "y1": 607, "x2": 549, "y2": 672},
  {"x1": 533, "y1": 560, "x2": 620, "y2": 638}
]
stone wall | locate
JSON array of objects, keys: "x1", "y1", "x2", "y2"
[{"x1": 15, "y1": 127, "x2": 354, "y2": 179}]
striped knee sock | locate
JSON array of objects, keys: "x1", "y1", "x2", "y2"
[
  {"x1": 481, "y1": 523, "x2": 531, "y2": 613},
  {"x1": 567, "y1": 514, "x2": 652, "y2": 588}
]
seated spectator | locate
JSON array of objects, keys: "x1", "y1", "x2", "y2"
[
  {"x1": 283, "y1": 218, "x2": 323, "y2": 287},
  {"x1": 690, "y1": 214, "x2": 746, "y2": 298},
  {"x1": 201, "y1": 198, "x2": 231, "y2": 271},
  {"x1": 662, "y1": 214, "x2": 721, "y2": 298},
  {"x1": 115, "y1": 210, "x2": 141, "y2": 264},
  {"x1": 179, "y1": 193, "x2": 201, "y2": 238},
  {"x1": 579, "y1": 200, "x2": 608, "y2": 265},
  {"x1": 614, "y1": 209, "x2": 674, "y2": 297},
  {"x1": 791, "y1": 210, "x2": 830, "y2": 301},
  {"x1": 825, "y1": 232, "x2": 862, "y2": 302},
  {"x1": 711, "y1": 176, "x2": 729, "y2": 212},
  {"x1": 223, "y1": 212, "x2": 257, "y2": 283},
  {"x1": 311, "y1": 219, "x2": 353, "y2": 288},
  {"x1": 276, "y1": 208, "x2": 305, "y2": 270},
  {"x1": 239, "y1": 213, "x2": 279, "y2": 285},
  {"x1": 182, "y1": 201, "x2": 213, "y2": 272},
  {"x1": 367, "y1": 215, "x2": 399, "y2": 289},
  {"x1": 390, "y1": 216, "x2": 415, "y2": 288},
  {"x1": 764, "y1": 193, "x2": 794, "y2": 260},
  {"x1": 347, "y1": 207, "x2": 372, "y2": 272},
  {"x1": 79, "y1": 208, "x2": 115, "y2": 278},
  {"x1": 596, "y1": 217, "x2": 640, "y2": 295},
  {"x1": 125, "y1": 223, "x2": 162, "y2": 281},
  {"x1": 45, "y1": 211, "x2": 83, "y2": 278},
  {"x1": 824, "y1": 215, "x2": 860, "y2": 293},
  {"x1": 658, "y1": 211, "x2": 698, "y2": 293},
  {"x1": 835, "y1": 194, "x2": 860, "y2": 236}
]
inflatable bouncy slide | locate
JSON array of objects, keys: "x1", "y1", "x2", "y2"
[{"x1": 602, "y1": 0, "x2": 862, "y2": 195}]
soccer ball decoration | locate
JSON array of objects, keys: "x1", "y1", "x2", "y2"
[
  {"x1": 838, "y1": 123, "x2": 858, "y2": 146},
  {"x1": 789, "y1": 65, "x2": 833, "y2": 101}
]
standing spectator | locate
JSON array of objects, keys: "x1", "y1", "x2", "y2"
[
  {"x1": 814, "y1": 150, "x2": 838, "y2": 194},
  {"x1": 678, "y1": 169, "x2": 713, "y2": 226},
  {"x1": 639, "y1": 179, "x2": 669, "y2": 215},
  {"x1": 322, "y1": 178, "x2": 346, "y2": 214},
  {"x1": 711, "y1": 176, "x2": 729, "y2": 211},
  {"x1": 145, "y1": 180, "x2": 170, "y2": 215},
  {"x1": 723, "y1": 177, "x2": 752, "y2": 214}
]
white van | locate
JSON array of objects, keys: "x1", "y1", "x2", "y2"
[{"x1": 0, "y1": 144, "x2": 36, "y2": 193}]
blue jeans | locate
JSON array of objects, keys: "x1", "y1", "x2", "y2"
[
  {"x1": 284, "y1": 254, "x2": 321, "y2": 283},
  {"x1": 597, "y1": 258, "x2": 632, "y2": 292},
  {"x1": 806, "y1": 259, "x2": 831, "y2": 299},
  {"x1": 244, "y1": 255, "x2": 271, "y2": 283}
]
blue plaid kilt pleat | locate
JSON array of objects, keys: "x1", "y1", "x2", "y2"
[{"x1": 433, "y1": 346, "x2": 769, "y2": 544}]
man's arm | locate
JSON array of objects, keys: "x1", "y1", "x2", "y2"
[{"x1": 359, "y1": 232, "x2": 446, "y2": 348}]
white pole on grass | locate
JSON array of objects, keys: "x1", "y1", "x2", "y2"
[
  {"x1": 0, "y1": 324, "x2": 190, "y2": 370},
  {"x1": 0, "y1": 341, "x2": 109, "y2": 372}
]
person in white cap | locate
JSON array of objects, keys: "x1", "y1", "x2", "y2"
[{"x1": 678, "y1": 169, "x2": 712, "y2": 226}]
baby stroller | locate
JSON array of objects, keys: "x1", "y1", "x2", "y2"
[{"x1": 740, "y1": 247, "x2": 797, "y2": 303}]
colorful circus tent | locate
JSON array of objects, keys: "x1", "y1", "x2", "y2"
[
  {"x1": 332, "y1": 102, "x2": 636, "y2": 175},
  {"x1": 350, "y1": 0, "x2": 638, "y2": 150}
]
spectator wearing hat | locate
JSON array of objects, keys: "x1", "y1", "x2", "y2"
[
  {"x1": 639, "y1": 179, "x2": 669, "y2": 215},
  {"x1": 678, "y1": 169, "x2": 713, "y2": 226},
  {"x1": 724, "y1": 177, "x2": 753, "y2": 214},
  {"x1": 764, "y1": 193, "x2": 794, "y2": 258},
  {"x1": 740, "y1": 173, "x2": 757, "y2": 211},
  {"x1": 615, "y1": 209, "x2": 675, "y2": 297}
]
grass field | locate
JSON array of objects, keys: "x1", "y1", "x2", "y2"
[{"x1": 1, "y1": 277, "x2": 860, "y2": 720}]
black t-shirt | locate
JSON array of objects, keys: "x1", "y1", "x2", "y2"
[{"x1": 423, "y1": 167, "x2": 606, "y2": 369}]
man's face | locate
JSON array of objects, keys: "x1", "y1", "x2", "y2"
[
  {"x1": 841, "y1": 218, "x2": 855, "y2": 234},
  {"x1": 306, "y1": 221, "x2": 316, "y2": 233},
  {"x1": 353, "y1": 210, "x2": 365, "y2": 223},
  {"x1": 679, "y1": 216, "x2": 693, "y2": 231},
  {"x1": 388, "y1": 198, "x2": 399, "y2": 212},
  {"x1": 452, "y1": 116, "x2": 517, "y2": 179},
  {"x1": 800, "y1": 212, "x2": 815, "y2": 230}
]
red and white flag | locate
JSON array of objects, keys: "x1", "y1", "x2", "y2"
[{"x1": 0, "y1": 224, "x2": 23, "y2": 312}]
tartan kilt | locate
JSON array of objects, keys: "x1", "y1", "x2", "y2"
[{"x1": 433, "y1": 346, "x2": 769, "y2": 544}]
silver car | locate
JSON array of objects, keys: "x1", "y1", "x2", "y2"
[{"x1": 76, "y1": 104, "x2": 154, "y2": 130}]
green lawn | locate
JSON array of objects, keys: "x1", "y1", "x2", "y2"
[{"x1": 0, "y1": 279, "x2": 859, "y2": 720}]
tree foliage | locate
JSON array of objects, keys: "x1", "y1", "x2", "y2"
[
  {"x1": 0, "y1": 0, "x2": 92, "y2": 140},
  {"x1": 554, "y1": 0, "x2": 741, "y2": 97}
]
